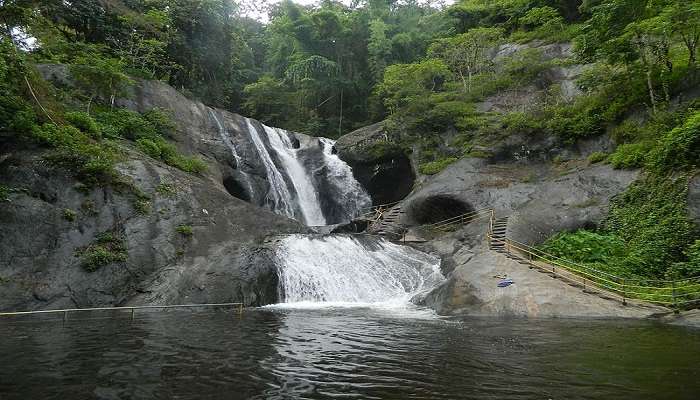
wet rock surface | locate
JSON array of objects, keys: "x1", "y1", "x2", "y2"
[
  {"x1": 0, "y1": 68, "x2": 320, "y2": 311},
  {"x1": 414, "y1": 221, "x2": 665, "y2": 318},
  {"x1": 0, "y1": 147, "x2": 304, "y2": 311},
  {"x1": 335, "y1": 122, "x2": 416, "y2": 205}
]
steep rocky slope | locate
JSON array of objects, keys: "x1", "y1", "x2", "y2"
[{"x1": 0, "y1": 70, "x2": 315, "y2": 312}]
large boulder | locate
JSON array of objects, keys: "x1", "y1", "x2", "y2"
[
  {"x1": 335, "y1": 122, "x2": 415, "y2": 205},
  {"x1": 401, "y1": 157, "x2": 639, "y2": 245}
]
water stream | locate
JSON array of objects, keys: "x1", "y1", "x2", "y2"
[
  {"x1": 272, "y1": 235, "x2": 444, "y2": 309},
  {"x1": 208, "y1": 109, "x2": 254, "y2": 196},
  {"x1": 263, "y1": 126, "x2": 326, "y2": 226},
  {"x1": 244, "y1": 117, "x2": 297, "y2": 219}
]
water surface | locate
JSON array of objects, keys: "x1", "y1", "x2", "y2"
[{"x1": 0, "y1": 309, "x2": 698, "y2": 399}]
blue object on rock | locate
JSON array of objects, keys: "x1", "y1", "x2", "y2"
[{"x1": 497, "y1": 278, "x2": 514, "y2": 287}]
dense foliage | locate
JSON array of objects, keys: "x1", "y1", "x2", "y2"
[
  {"x1": 542, "y1": 175, "x2": 698, "y2": 279},
  {"x1": 1, "y1": 0, "x2": 699, "y2": 280}
]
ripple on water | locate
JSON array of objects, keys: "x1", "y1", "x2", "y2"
[{"x1": 0, "y1": 309, "x2": 698, "y2": 400}]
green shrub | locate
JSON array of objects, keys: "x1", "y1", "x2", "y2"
[
  {"x1": 0, "y1": 185, "x2": 9, "y2": 201},
  {"x1": 168, "y1": 154, "x2": 208, "y2": 174},
  {"x1": 647, "y1": 110, "x2": 700, "y2": 171},
  {"x1": 78, "y1": 231, "x2": 128, "y2": 272},
  {"x1": 587, "y1": 151, "x2": 608, "y2": 164},
  {"x1": 423, "y1": 101, "x2": 475, "y2": 131},
  {"x1": 156, "y1": 183, "x2": 177, "y2": 196},
  {"x1": 540, "y1": 230, "x2": 626, "y2": 264},
  {"x1": 31, "y1": 123, "x2": 120, "y2": 186},
  {"x1": 143, "y1": 108, "x2": 176, "y2": 137},
  {"x1": 608, "y1": 142, "x2": 652, "y2": 169},
  {"x1": 94, "y1": 109, "x2": 157, "y2": 140},
  {"x1": 62, "y1": 208, "x2": 77, "y2": 221},
  {"x1": 176, "y1": 224, "x2": 193, "y2": 236},
  {"x1": 502, "y1": 111, "x2": 542, "y2": 134},
  {"x1": 65, "y1": 111, "x2": 100, "y2": 138},
  {"x1": 136, "y1": 138, "x2": 162, "y2": 158},
  {"x1": 668, "y1": 240, "x2": 700, "y2": 279},
  {"x1": 134, "y1": 199, "x2": 151, "y2": 215},
  {"x1": 136, "y1": 136, "x2": 207, "y2": 174},
  {"x1": 604, "y1": 175, "x2": 696, "y2": 278},
  {"x1": 419, "y1": 157, "x2": 458, "y2": 175}
]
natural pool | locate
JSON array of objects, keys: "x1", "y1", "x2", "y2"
[{"x1": 0, "y1": 308, "x2": 698, "y2": 399}]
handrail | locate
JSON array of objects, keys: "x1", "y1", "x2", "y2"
[
  {"x1": 360, "y1": 201, "x2": 699, "y2": 309},
  {"x1": 424, "y1": 208, "x2": 494, "y2": 229},
  {"x1": 0, "y1": 302, "x2": 244, "y2": 320},
  {"x1": 481, "y1": 211, "x2": 700, "y2": 309}
]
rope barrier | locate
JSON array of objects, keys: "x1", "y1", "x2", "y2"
[{"x1": 0, "y1": 303, "x2": 244, "y2": 320}]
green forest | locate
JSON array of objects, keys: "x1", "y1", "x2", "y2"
[{"x1": 1, "y1": 0, "x2": 699, "y2": 281}]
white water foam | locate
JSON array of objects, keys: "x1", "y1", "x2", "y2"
[
  {"x1": 319, "y1": 138, "x2": 372, "y2": 222},
  {"x1": 245, "y1": 118, "x2": 297, "y2": 219},
  {"x1": 209, "y1": 110, "x2": 254, "y2": 196},
  {"x1": 270, "y1": 235, "x2": 445, "y2": 313},
  {"x1": 264, "y1": 126, "x2": 326, "y2": 226}
]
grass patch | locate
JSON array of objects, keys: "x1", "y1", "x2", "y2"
[
  {"x1": 176, "y1": 224, "x2": 193, "y2": 236},
  {"x1": 62, "y1": 208, "x2": 77, "y2": 221},
  {"x1": 587, "y1": 151, "x2": 608, "y2": 164},
  {"x1": 156, "y1": 183, "x2": 177, "y2": 196},
  {"x1": 0, "y1": 185, "x2": 9, "y2": 201},
  {"x1": 77, "y1": 231, "x2": 128, "y2": 272},
  {"x1": 419, "y1": 157, "x2": 458, "y2": 175}
]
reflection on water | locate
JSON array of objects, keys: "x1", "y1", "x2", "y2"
[{"x1": 0, "y1": 309, "x2": 698, "y2": 399}]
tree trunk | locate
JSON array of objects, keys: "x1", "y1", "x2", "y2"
[
  {"x1": 646, "y1": 69, "x2": 657, "y2": 114},
  {"x1": 467, "y1": 67, "x2": 472, "y2": 93},
  {"x1": 338, "y1": 88, "x2": 344, "y2": 137}
]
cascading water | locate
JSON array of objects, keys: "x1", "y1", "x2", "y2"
[
  {"x1": 210, "y1": 108, "x2": 370, "y2": 225},
  {"x1": 273, "y1": 234, "x2": 445, "y2": 308},
  {"x1": 209, "y1": 110, "x2": 253, "y2": 195},
  {"x1": 318, "y1": 138, "x2": 372, "y2": 222},
  {"x1": 264, "y1": 126, "x2": 326, "y2": 226},
  {"x1": 244, "y1": 118, "x2": 297, "y2": 219}
]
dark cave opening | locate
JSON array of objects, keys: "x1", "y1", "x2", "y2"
[
  {"x1": 409, "y1": 195, "x2": 473, "y2": 225},
  {"x1": 223, "y1": 176, "x2": 250, "y2": 202}
]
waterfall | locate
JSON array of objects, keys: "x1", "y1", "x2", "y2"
[
  {"x1": 274, "y1": 235, "x2": 445, "y2": 307},
  {"x1": 263, "y1": 126, "x2": 326, "y2": 226},
  {"x1": 209, "y1": 110, "x2": 253, "y2": 195},
  {"x1": 245, "y1": 118, "x2": 297, "y2": 219},
  {"x1": 318, "y1": 138, "x2": 372, "y2": 222},
  {"x1": 212, "y1": 112, "x2": 370, "y2": 226}
]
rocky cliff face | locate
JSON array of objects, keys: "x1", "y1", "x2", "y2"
[
  {"x1": 39, "y1": 65, "x2": 370, "y2": 226},
  {"x1": 335, "y1": 122, "x2": 416, "y2": 205},
  {"x1": 0, "y1": 67, "x2": 328, "y2": 312}
]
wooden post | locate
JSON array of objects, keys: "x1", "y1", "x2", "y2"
[
  {"x1": 238, "y1": 303, "x2": 244, "y2": 317},
  {"x1": 63, "y1": 310, "x2": 67, "y2": 324},
  {"x1": 622, "y1": 279, "x2": 626, "y2": 305},
  {"x1": 131, "y1": 308, "x2": 135, "y2": 320}
]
